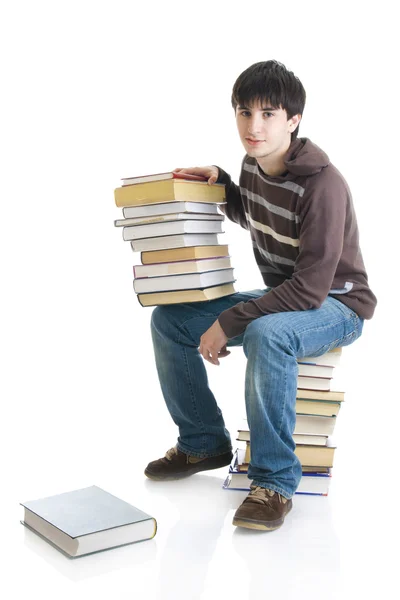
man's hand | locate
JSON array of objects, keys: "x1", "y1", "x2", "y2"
[
  {"x1": 199, "y1": 320, "x2": 230, "y2": 366},
  {"x1": 173, "y1": 166, "x2": 219, "y2": 186}
]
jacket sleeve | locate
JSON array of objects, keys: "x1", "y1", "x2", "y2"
[
  {"x1": 214, "y1": 159, "x2": 249, "y2": 230},
  {"x1": 218, "y1": 169, "x2": 349, "y2": 338}
]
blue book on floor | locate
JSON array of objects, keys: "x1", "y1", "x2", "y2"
[{"x1": 20, "y1": 485, "x2": 157, "y2": 558}]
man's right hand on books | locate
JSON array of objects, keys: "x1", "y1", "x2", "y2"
[{"x1": 173, "y1": 166, "x2": 219, "y2": 186}]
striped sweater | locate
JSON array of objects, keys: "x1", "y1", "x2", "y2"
[{"x1": 216, "y1": 137, "x2": 377, "y2": 339}]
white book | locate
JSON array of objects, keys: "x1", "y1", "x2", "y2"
[
  {"x1": 293, "y1": 434, "x2": 327, "y2": 446},
  {"x1": 238, "y1": 414, "x2": 336, "y2": 438},
  {"x1": 122, "y1": 201, "x2": 223, "y2": 219},
  {"x1": 115, "y1": 212, "x2": 224, "y2": 227},
  {"x1": 130, "y1": 233, "x2": 220, "y2": 252},
  {"x1": 236, "y1": 430, "x2": 328, "y2": 445},
  {"x1": 133, "y1": 256, "x2": 232, "y2": 278},
  {"x1": 123, "y1": 219, "x2": 223, "y2": 241},
  {"x1": 297, "y1": 375, "x2": 331, "y2": 391},
  {"x1": 133, "y1": 268, "x2": 235, "y2": 294},
  {"x1": 297, "y1": 363, "x2": 334, "y2": 378},
  {"x1": 298, "y1": 349, "x2": 342, "y2": 367},
  {"x1": 20, "y1": 486, "x2": 156, "y2": 558}
]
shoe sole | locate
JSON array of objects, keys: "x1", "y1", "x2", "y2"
[
  {"x1": 144, "y1": 469, "x2": 196, "y2": 481},
  {"x1": 144, "y1": 457, "x2": 232, "y2": 481},
  {"x1": 232, "y1": 504, "x2": 292, "y2": 531}
]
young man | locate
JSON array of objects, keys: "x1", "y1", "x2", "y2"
[{"x1": 144, "y1": 60, "x2": 377, "y2": 531}]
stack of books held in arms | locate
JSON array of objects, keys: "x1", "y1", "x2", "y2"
[
  {"x1": 223, "y1": 347, "x2": 344, "y2": 496},
  {"x1": 114, "y1": 171, "x2": 236, "y2": 306}
]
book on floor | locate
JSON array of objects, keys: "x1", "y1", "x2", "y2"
[
  {"x1": 133, "y1": 268, "x2": 235, "y2": 294},
  {"x1": 121, "y1": 171, "x2": 207, "y2": 186},
  {"x1": 114, "y1": 179, "x2": 226, "y2": 207},
  {"x1": 122, "y1": 201, "x2": 224, "y2": 220},
  {"x1": 115, "y1": 212, "x2": 224, "y2": 227},
  {"x1": 133, "y1": 256, "x2": 232, "y2": 278},
  {"x1": 137, "y1": 282, "x2": 236, "y2": 307},
  {"x1": 140, "y1": 244, "x2": 229, "y2": 264},
  {"x1": 20, "y1": 486, "x2": 157, "y2": 558},
  {"x1": 130, "y1": 233, "x2": 220, "y2": 253},
  {"x1": 122, "y1": 219, "x2": 224, "y2": 241}
]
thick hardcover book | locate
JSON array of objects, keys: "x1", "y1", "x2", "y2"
[
  {"x1": 223, "y1": 470, "x2": 331, "y2": 495},
  {"x1": 133, "y1": 268, "x2": 235, "y2": 294},
  {"x1": 243, "y1": 440, "x2": 336, "y2": 467},
  {"x1": 140, "y1": 244, "x2": 229, "y2": 264},
  {"x1": 123, "y1": 219, "x2": 224, "y2": 241},
  {"x1": 122, "y1": 201, "x2": 223, "y2": 219},
  {"x1": 130, "y1": 233, "x2": 220, "y2": 253},
  {"x1": 297, "y1": 363, "x2": 334, "y2": 378},
  {"x1": 115, "y1": 212, "x2": 224, "y2": 227},
  {"x1": 224, "y1": 449, "x2": 331, "y2": 495},
  {"x1": 298, "y1": 348, "x2": 342, "y2": 367},
  {"x1": 121, "y1": 171, "x2": 207, "y2": 185},
  {"x1": 114, "y1": 180, "x2": 226, "y2": 207},
  {"x1": 237, "y1": 414, "x2": 336, "y2": 438},
  {"x1": 20, "y1": 486, "x2": 156, "y2": 558},
  {"x1": 295, "y1": 399, "x2": 341, "y2": 417},
  {"x1": 297, "y1": 375, "x2": 331, "y2": 391},
  {"x1": 296, "y1": 389, "x2": 344, "y2": 402},
  {"x1": 137, "y1": 282, "x2": 236, "y2": 307},
  {"x1": 133, "y1": 256, "x2": 232, "y2": 278}
]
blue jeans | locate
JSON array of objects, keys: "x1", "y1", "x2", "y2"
[{"x1": 150, "y1": 289, "x2": 364, "y2": 498}]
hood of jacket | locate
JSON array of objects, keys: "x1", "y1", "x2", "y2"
[{"x1": 284, "y1": 137, "x2": 330, "y2": 176}]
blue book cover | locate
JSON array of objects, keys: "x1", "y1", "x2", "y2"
[{"x1": 21, "y1": 485, "x2": 156, "y2": 558}]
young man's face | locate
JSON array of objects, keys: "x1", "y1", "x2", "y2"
[{"x1": 235, "y1": 100, "x2": 300, "y2": 163}]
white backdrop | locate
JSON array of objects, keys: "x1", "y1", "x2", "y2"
[{"x1": 1, "y1": 0, "x2": 398, "y2": 597}]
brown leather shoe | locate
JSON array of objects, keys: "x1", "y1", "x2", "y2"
[
  {"x1": 232, "y1": 485, "x2": 293, "y2": 531},
  {"x1": 144, "y1": 445, "x2": 233, "y2": 481}
]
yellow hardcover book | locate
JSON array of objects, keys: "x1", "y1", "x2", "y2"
[
  {"x1": 295, "y1": 399, "x2": 341, "y2": 417},
  {"x1": 244, "y1": 442, "x2": 336, "y2": 467},
  {"x1": 137, "y1": 283, "x2": 236, "y2": 307},
  {"x1": 296, "y1": 389, "x2": 344, "y2": 402},
  {"x1": 114, "y1": 180, "x2": 226, "y2": 207},
  {"x1": 141, "y1": 245, "x2": 229, "y2": 264}
]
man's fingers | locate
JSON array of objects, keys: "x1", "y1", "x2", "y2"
[{"x1": 199, "y1": 344, "x2": 220, "y2": 365}]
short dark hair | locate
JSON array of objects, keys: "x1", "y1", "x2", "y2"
[{"x1": 231, "y1": 60, "x2": 306, "y2": 141}]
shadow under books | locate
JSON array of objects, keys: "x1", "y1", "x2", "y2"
[{"x1": 22, "y1": 525, "x2": 157, "y2": 582}]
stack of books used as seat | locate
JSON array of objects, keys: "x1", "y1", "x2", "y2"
[
  {"x1": 223, "y1": 347, "x2": 344, "y2": 496},
  {"x1": 114, "y1": 171, "x2": 236, "y2": 306}
]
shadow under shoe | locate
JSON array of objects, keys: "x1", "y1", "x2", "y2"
[
  {"x1": 233, "y1": 485, "x2": 293, "y2": 531},
  {"x1": 144, "y1": 446, "x2": 233, "y2": 481}
]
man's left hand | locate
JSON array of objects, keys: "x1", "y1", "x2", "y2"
[{"x1": 199, "y1": 320, "x2": 230, "y2": 366}]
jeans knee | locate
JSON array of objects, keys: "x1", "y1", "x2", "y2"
[
  {"x1": 150, "y1": 305, "x2": 175, "y2": 336},
  {"x1": 243, "y1": 316, "x2": 295, "y2": 357}
]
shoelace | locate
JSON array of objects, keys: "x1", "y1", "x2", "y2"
[
  {"x1": 249, "y1": 486, "x2": 287, "y2": 504},
  {"x1": 164, "y1": 446, "x2": 178, "y2": 461}
]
